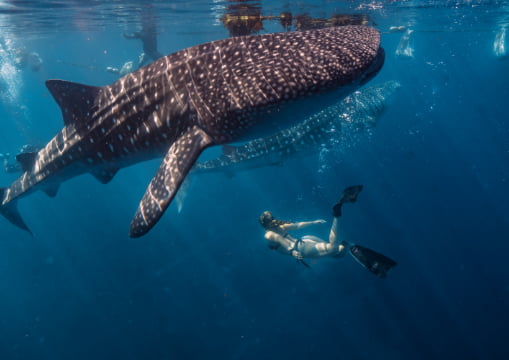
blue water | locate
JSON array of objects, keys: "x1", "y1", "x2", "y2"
[{"x1": 1, "y1": 1, "x2": 508, "y2": 359}]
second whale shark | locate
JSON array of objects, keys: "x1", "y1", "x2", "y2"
[
  {"x1": 193, "y1": 81, "x2": 401, "y2": 176},
  {"x1": 0, "y1": 26, "x2": 384, "y2": 237}
]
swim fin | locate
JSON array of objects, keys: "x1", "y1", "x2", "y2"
[
  {"x1": 349, "y1": 244, "x2": 397, "y2": 278},
  {"x1": 332, "y1": 185, "x2": 363, "y2": 217}
]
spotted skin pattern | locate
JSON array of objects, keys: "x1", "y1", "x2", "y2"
[
  {"x1": 193, "y1": 81, "x2": 400, "y2": 175},
  {"x1": 0, "y1": 26, "x2": 384, "y2": 237}
]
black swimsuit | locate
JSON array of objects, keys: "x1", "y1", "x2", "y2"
[{"x1": 267, "y1": 223, "x2": 303, "y2": 252}]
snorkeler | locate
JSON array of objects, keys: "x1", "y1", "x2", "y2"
[
  {"x1": 13, "y1": 47, "x2": 43, "y2": 72},
  {"x1": 259, "y1": 185, "x2": 397, "y2": 278},
  {"x1": 395, "y1": 28, "x2": 414, "y2": 58},
  {"x1": 106, "y1": 5, "x2": 162, "y2": 76},
  {"x1": 106, "y1": 61, "x2": 136, "y2": 77},
  {"x1": 0, "y1": 144, "x2": 41, "y2": 174},
  {"x1": 493, "y1": 25, "x2": 507, "y2": 58},
  {"x1": 0, "y1": 153, "x2": 18, "y2": 173},
  {"x1": 122, "y1": 13, "x2": 163, "y2": 67}
]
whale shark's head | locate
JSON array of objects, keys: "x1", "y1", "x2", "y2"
[
  {"x1": 289, "y1": 25, "x2": 384, "y2": 92},
  {"x1": 219, "y1": 25, "x2": 385, "y2": 141},
  {"x1": 359, "y1": 47, "x2": 385, "y2": 85}
]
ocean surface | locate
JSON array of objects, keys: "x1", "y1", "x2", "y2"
[{"x1": 1, "y1": 1, "x2": 508, "y2": 359}]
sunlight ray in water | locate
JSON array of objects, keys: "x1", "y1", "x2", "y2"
[
  {"x1": 494, "y1": 25, "x2": 507, "y2": 57},
  {"x1": 0, "y1": 1, "x2": 508, "y2": 360},
  {"x1": 0, "y1": 36, "x2": 21, "y2": 104}
]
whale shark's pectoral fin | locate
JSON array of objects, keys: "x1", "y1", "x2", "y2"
[
  {"x1": 129, "y1": 126, "x2": 213, "y2": 237},
  {"x1": 43, "y1": 185, "x2": 60, "y2": 198}
]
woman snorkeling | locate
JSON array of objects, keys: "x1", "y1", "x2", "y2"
[{"x1": 259, "y1": 185, "x2": 397, "y2": 278}]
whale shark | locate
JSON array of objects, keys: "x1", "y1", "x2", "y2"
[
  {"x1": 0, "y1": 26, "x2": 384, "y2": 237},
  {"x1": 193, "y1": 81, "x2": 400, "y2": 175},
  {"x1": 1, "y1": 81, "x2": 399, "y2": 178}
]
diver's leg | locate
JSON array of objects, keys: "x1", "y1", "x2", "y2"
[
  {"x1": 328, "y1": 216, "x2": 348, "y2": 256},
  {"x1": 328, "y1": 217, "x2": 340, "y2": 246},
  {"x1": 298, "y1": 218, "x2": 345, "y2": 257},
  {"x1": 330, "y1": 185, "x2": 364, "y2": 253},
  {"x1": 299, "y1": 238, "x2": 329, "y2": 258}
]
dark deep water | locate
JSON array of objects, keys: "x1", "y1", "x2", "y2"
[{"x1": 1, "y1": 1, "x2": 509, "y2": 359}]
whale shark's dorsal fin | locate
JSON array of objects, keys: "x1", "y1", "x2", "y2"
[
  {"x1": 129, "y1": 126, "x2": 213, "y2": 237},
  {"x1": 45, "y1": 80, "x2": 101, "y2": 127},
  {"x1": 15, "y1": 152, "x2": 38, "y2": 172}
]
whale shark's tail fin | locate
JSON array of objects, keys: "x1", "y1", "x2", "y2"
[
  {"x1": 349, "y1": 244, "x2": 397, "y2": 278},
  {"x1": 0, "y1": 188, "x2": 32, "y2": 235}
]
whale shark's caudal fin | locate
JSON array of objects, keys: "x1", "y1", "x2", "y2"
[
  {"x1": 129, "y1": 126, "x2": 213, "y2": 237},
  {"x1": 0, "y1": 188, "x2": 32, "y2": 235}
]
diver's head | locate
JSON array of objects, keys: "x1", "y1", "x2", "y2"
[
  {"x1": 27, "y1": 52, "x2": 43, "y2": 72},
  {"x1": 259, "y1": 211, "x2": 274, "y2": 229}
]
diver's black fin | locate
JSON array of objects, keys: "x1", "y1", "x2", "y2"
[
  {"x1": 333, "y1": 185, "x2": 363, "y2": 217},
  {"x1": 340, "y1": 185, "x2": 364, "y2": 203},
  {"x1": 349, "y1": 244, "x2": 397, "y2": 278},
  {"x1": 15, "y1": 152, "x2": 38, "y2": 172},
  {"x1": 0, "y1": 188, "x2": 32, "y2": 235},
  {"x1": 332, "y1": 203, "x2": 342, "y2": 217}
]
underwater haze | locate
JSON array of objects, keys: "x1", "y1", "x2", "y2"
[{"x1": 1, "y1": 0, "x2": 509, "y2": 359}]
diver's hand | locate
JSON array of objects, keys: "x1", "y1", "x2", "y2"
[
  {"x1": 314, "y1": 219, "x2": 326, "y2": 224},
  {"x1": 292, "y1": 250, "x2": 303, "y2": 260}
]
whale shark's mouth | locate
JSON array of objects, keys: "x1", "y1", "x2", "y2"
[{"x1": 360, "y1": 47, "x2": 385, "y2": 85}]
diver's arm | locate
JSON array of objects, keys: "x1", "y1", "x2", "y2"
[{"x1": 281, "y1": 220, "x2": 326, "y2": 231}]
